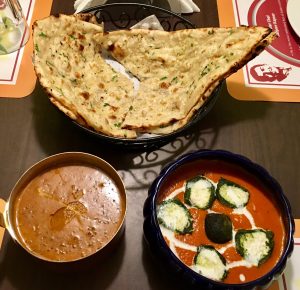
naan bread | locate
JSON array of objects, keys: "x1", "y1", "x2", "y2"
[
  {"x1": 33, "y1": 14, "x2": 136, "y2": 138},
  {"x1": 72, "y1": 13, "x2": 99, "y2": 24},
  {"x1": 33, "y1": 16, "x2": 276, "y2": 138},
  {"x1": 96, "y1": 27, "x2": 276, "y2": 130},
  {"x1": 147, "y1": 81, "x2": 221, "y2": 134}
]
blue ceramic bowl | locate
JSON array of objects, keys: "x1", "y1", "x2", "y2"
[{"x1": 143, "y1": 149, "x2": 294, "y2": 290}]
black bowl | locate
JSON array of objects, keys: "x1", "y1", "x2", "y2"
[
  {"x1": 143, "y1": 149, "x2": 294, "y2": 289},
  {"x1": 73, "y1": 3, "x2": 222, "y2": 150}
]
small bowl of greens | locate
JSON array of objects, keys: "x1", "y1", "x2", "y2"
[{"x1": 143, "y1": 149, "x2": 294, "y2": 289}]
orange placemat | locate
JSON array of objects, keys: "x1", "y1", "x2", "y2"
[
  {"x1": 0, "y1": 198, "x2": 5, "y2": 248},
  {"x1": 0, "y1": 0, "x2": 53, "y2": 98},
  {"x1": 217, "y1": 0, "x2": 300, "y2": 102}
]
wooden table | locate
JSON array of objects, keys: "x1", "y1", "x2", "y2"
[{"x1": 0, "y1": 0, "x2": 299, "y2": 289}]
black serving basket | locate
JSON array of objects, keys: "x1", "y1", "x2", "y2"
[
  {"x1": 76, "y1": 3, "x2": 223, "y2": 150},
  {"x1": 82, "y1": 2, "x2": 196, "y2": 31}
]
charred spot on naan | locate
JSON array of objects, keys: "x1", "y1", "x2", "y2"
[
  {"x1": 108, "y1": 43, "x2": 125, "y2": 58},
  {"x1": 73, "y1": 13, "x2": 100, "y2": 25}
]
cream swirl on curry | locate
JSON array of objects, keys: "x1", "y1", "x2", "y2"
[{"x1": 156, "y1": 160, "x2": 285, "y2": 284}]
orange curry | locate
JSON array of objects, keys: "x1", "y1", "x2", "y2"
[
  {"x1": 13, "y1": 164, "x2": 125, "y2": 262},
  {"x1": 158, "y1": 159, "x2": 286, "y2": 284}
]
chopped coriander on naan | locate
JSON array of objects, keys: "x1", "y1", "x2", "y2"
[
  {"x1": 146, "y1": 81, "x2": 221, "y2": 134},
  {"x1": 33, "y1": 14, "x2": 276, "y2": 138},
  {"x1": 96, "y1": 27, "x2": 276, "y2": 130},
  {"x1": 33, "y1": 14, "x2": 136, "y2": 138}
]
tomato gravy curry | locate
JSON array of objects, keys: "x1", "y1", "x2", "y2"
[
  {"x1": 13, "y1": 164, "x2": 125, "y2": 262},
  {"x1": 157, "y1": 159, "x2": 286, "y2": 284}
]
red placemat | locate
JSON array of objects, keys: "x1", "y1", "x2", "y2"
[{"x1": 217, "y1": 0, "x2": 300, "y2": 102}]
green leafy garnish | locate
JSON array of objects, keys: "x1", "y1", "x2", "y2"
[
  {"x1": 46, "y1": 60, "x2": 54, "y2": 67},
  {"x1": 35, "y1": 44, "x2": 40, "y2": 52},
  {"x1": 0, "y1": 44, "x2": 7, "y2": 54},
  {"x1": 3, "y1": 17, "x2": 13, "y2": 28},
  {"x1": 160, "y1": 76, "x2": 167, "y2": 81},
  {"x1": 200, "y1": 65, "x2": 211, "y2": 77},
  {"x1": 69, "y1": 35, "x2": 76, "y2": 40},
  {"x1": 114, "y1": 122, "x2": 122, "y2": 128},
  {"x1": 104, "y1": 103, "x2": 109, "y2": 107},
  {"x1": 39, "y1": 32, "x2": 47, "y2": 38},
  {"x1": 55, "y1": 87, "x2": 64, "y2": 96},
  {"x1": 189, "y1": 80, "x2": 195, "y2": 88},
  {"x1": 171, "y1": 76, "x2": 178, "y2": 83},
  {"x1": 62, "y1": 52, "x2": 69, "y2": 59}
]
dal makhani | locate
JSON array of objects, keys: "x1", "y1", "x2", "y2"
[{"x1": 13, "y1": 164, "x2": 125, "y2": 262}]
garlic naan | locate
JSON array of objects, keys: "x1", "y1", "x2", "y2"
[
  {"x1": 96, "y1": 27, "x2": 276, "y2": 130},
  {"x1": 147, "y1": 81, "x2": 221, "y2": 134},
  {"x1": 33, "y1": 14, "x2": 136, "y2": 138}
]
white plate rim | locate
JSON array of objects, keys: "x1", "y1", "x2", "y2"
[{"x1": 287, "y1": 0, "x2": 300, "y2": 38}]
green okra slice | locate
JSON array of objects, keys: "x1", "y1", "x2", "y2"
[
  {"x1": 194, "y1": 245, "x2": 228, "y2": 281},
  {"x1": 157, "y1": 199, "x2": 193, "y2": 234},
  {"x1": 184, "y1": 176, "x2": 215, "y2": 209},
  {"x1": 216, "y1": 178, "x2": 249, "y2": 208},
  {"x1": 235, "y1": 229, "x2": 274, "y2": 266}
]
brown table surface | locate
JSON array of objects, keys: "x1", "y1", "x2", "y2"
[{"x1": 0, "y1": 0, "x2": 299, "y2": 289}]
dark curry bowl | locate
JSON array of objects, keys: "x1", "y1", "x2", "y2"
[{"x1": 143, "y1": 149, "x2": 294, "y2": 290}]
